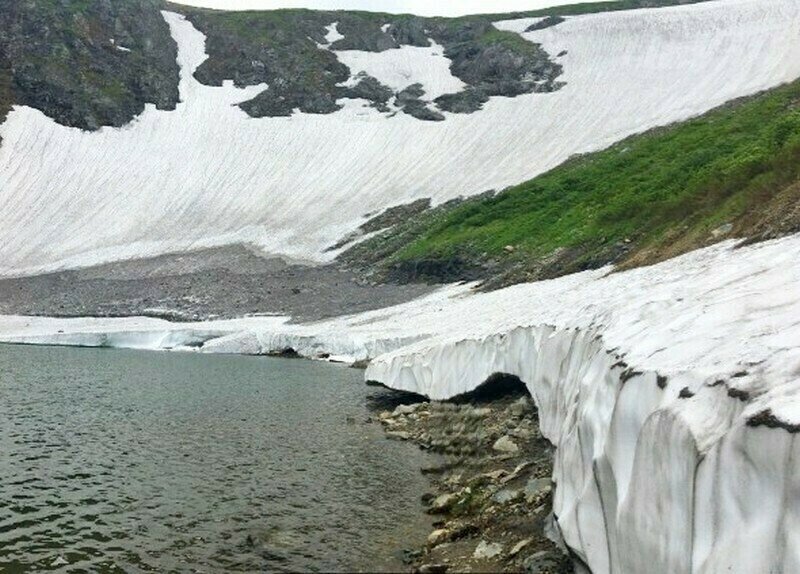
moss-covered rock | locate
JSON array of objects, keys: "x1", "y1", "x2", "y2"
[{"x1": 0, "y1": 0, "x2": 179, "y2": 130}]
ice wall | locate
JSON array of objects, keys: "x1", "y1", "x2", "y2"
[
  {"x1": 368, "y1": 326, "x2": 800, "y2": 573},
  {"x1": 2, "y1": 0, "x2": 800, "y2": 276},
  {"x1": 365, "y1": 241, "x2": 800, "y2": 573}
]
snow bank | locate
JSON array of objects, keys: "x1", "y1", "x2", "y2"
[
  {"x1": 2, "y1": 233, "x2": 796, "y2": 572},
  {"x1": 2, "y1": 0, "x2": 800, "y2": 276}
]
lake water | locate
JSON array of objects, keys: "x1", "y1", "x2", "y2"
[{"x1": 0, "y1": 344, "x2": 435, "y2": 573}]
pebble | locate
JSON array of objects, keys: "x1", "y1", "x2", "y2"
[
  {"x1": 483, "y1": 469, "x2": 508, "y2": 481},
  {"x1": 500, "y1": 462, "x2": 532, "y2": 484},
  {"x1": 509, "y1": 538, "x2": 533, "y2": 557},
  {"x1": 427, "y1": 528, "x2": 450, "y2": 547},
  {"x1": 492, "y1": 488, "x2": 521, "y2": 505},
  {"x1": 418, "y1": 564, "x2": 449, "y2": 574},
  {"x1": 525, "y1": 477, "x2": 552, "y2": 502},
  {"x1": 394, "y1": 404, "x2": 419, "y2": 416},
  {"x1": 386, "y1": 430, "x2": 412, "y2": 441},
  {"x1": 473, "y1": 540, "x2": 504, "y2": 560},
  {"x1": 429, "y1": 493, "x2": 458, "y2": 513},
  {"x1": 492, "y1": 435, "x2": 519, "y2": 454}
]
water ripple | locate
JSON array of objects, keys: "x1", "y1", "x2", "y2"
[{"x1": 0, "y1": 344, "x2": 436, "y2": 572}]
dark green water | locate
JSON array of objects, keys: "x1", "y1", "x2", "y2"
[{"x1": 0, "y1": 344, "x2": 435, "y2": 573}]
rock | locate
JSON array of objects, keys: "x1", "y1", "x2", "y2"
[
  {"x1": 52, "y1": 556, "x2": 69, "y2": 567},
  {"x1": 504, "y1": 245, "x2": 515, "y2": 253},
  {"x1": 427, "y1": 528, "x2": 450, "y2": 547},
  {"x1": 386, "y1": 431, "x2": 411, "y2": 441},
  {"x1": 429, "y1": 493, "x2": 458, "y2": 514},
  {"x1": 509, "y1": 400, "x2": 528, "y2": 417},
  {"x1": 403, "y1": 548, "x2": 424, "y2": 564},
  {"x1": 500, "y1": 462, "x2": 532, "y2": 484},
  {"x1": 473, "y1": 540, "x2": 503, "y2": 560},
  {"x1": 524, "y1": 477, "x2": 552, "y2": 502},
  {"x1": 510, "y1": 538, "x2": 533, "y2": 557},
  {"x1": 492, "y1": 488, "x2": 522, "y2": 504},
  {"x1": 711, "y1": 222, "x2": 734, "y2": 238},
  {"x1": 482, "y1": 469, "x2": 508, "y2": 481},
  {"x1": 523, "y1": 550, "x2": 563, "y2": 573},
  {"x1": 445, "y1": 473, "x2": 463, "y2": 487},
  {"x1": 510, "y1": 426, "x2": 535, "y2": 440},
  {"x1": 492, "y1": 435, "x2": 519, "y2": 454},
  {"x1": 418, "y1": 564, "x2": 449, "y2": 574},
  {"x1": 393, "y1": 403, "x2": 419, "y2": 416}
]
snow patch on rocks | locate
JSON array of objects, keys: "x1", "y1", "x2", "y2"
[{"x1": 334, "y1": 40, "x2": 465, "y2": 101}]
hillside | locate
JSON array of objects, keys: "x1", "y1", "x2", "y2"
[
  {"x1": 342, "y1": 79, "x2": 800, "y2": 285},
  {"x1": 1, "y1": 0, "x2": 798, "y2": 279}
]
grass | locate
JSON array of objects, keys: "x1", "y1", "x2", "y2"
[
  {"x1": 478, "y1": 27, "x2": 541, "y2": 55},
  {"x1": 390, "y1": 80, "x2": 800, "y2": 271}
]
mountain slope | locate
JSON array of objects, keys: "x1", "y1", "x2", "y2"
[
  {"x1": 343, "y1": 79, "x2": 800, "y2": 284},
  {"x1": 1, "y1": 0, "x2": 799, "y2": 278}
]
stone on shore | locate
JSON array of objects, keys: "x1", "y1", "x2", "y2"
[
  {"x1": 492, "y1": 435, "x2": 519, "y2": 454},
  {"x1": 473, "y1": 540, "x2": 504, "y2": 560}
]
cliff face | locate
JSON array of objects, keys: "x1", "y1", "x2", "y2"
[{"x1": 0, "y1": 0, "x2": 179, "y2": 130}]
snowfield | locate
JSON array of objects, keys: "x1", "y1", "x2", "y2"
[
  {"x1": 1, "y1": 233, "x2": 799, "y2": 574},
  {"x1": 2, "y1": 1, "x2": 800, "y2": 571},
  {"x1": 1, "y1": 0, "x2": 800, "y2": 276}
]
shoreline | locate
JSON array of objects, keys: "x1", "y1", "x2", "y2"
[
  {"x1": 374, "y1": 385, "x2": 573, "y2": 573},
  {"x1": 0, "y1": 234, "x2": 798, "y2": 572}
]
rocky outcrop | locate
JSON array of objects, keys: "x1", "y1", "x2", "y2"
[
  {"x1": 173, "y1": 5, "x2": 563, "y2": 120},
  {"x1": 0, "y1": 0, "x2": 179, "y2": 131}
]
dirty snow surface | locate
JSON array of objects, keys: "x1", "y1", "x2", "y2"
[
  {"x1": 1, "y1": 233, "x2": 799, "y2": 573},
  {"x1": 1, "y1": 0, "x2": 800, "y2": 276}
]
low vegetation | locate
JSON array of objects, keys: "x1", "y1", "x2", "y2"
[{"x1": 347, "y1": 80, "x2": 800, "y2": 284}]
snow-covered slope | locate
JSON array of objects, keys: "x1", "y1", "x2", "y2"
[
  {"x1": 1, "y1": 0, "x2": 800, "y2": 276},
  {"x1": 2, "y1": 233, "x2": 798, "y2": 573}
]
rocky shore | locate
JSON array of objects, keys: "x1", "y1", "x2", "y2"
[{"x1": 375, "y1": 385, "x2": 573, "y2": 573}]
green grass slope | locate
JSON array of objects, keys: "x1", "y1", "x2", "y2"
[{"x1": 346, "y1": 80, "x2": 800, "y2": 285}]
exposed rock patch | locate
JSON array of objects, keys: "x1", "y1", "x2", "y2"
[
  {"x1": 525, "y1": 17, "x2": 565, "y2": 32},
  {"x1": 172, "y1": 5, "x2": 564, "y2": 121},
  {"x1": 395, "y1": 84, "x2": 445, "y2": 122},
  {"x1": 0, "y1": 0, "x2": 179, "y2": 131}
]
